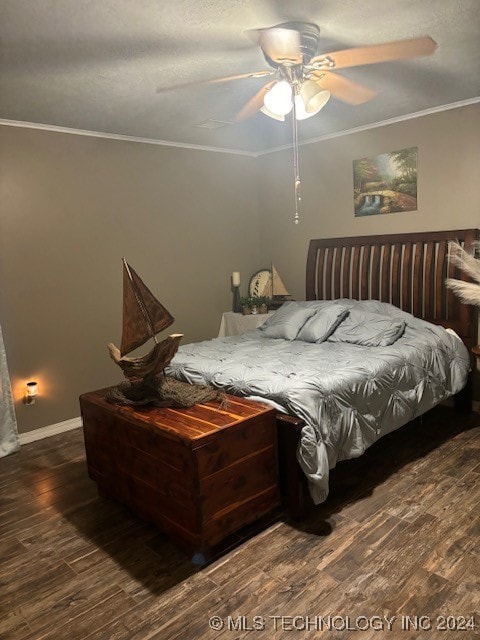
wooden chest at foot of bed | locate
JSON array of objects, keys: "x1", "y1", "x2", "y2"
[{"x1": 80, "y1": 389, "x2": 279, "y2": 563}]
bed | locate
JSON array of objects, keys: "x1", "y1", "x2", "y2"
[{"x1": 168, "y1": 229, "x2": 479, "y2": 516}]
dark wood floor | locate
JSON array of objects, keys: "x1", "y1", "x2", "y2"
[{"x1": 1, "y1": 407, "x2": 479, "y2": 640}]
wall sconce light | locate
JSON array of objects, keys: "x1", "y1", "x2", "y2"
[{"x1": 25, "y1": 381, "x2": 38, "y2": 405}]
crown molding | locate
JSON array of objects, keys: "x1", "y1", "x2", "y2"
[
  {"x1": 256, "y1": 97, "x2": 480, "y2": 156},
  {"x1": 1, "y1": 97, "x2": 478, "y2": 157},
  {"x1": 0, "y1": 119, "x2": 257, "y2": 157}
]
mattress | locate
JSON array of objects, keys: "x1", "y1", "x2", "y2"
[{"x1": 167, "y1": 300, "x2": 470, "y2": 504}]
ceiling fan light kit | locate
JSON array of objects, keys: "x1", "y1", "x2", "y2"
[{"x1": 261, "y1": 78, "x2": 330, "y2": 120}]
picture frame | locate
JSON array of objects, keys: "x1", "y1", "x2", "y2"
[{"x1": 353, "y1": 147, "x2": 418, "y2": 216}]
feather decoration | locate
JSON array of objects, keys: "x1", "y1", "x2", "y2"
[
  {"x1": 445, "y1": 278, "x2": 480, "y2": 307},
  {"x1": 446, "y1": 240, "x2": 480, "y2": 306},
  {"x1": 448, "y1": 241, "x2": 480, "y2": 283}
]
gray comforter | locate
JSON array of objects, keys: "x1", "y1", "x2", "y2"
[{"x1": 167, "y1": 300, "x2": 469, "y2": 504}]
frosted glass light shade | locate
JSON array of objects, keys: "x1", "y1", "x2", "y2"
[
  {"x1": 294, "y1": 95, "x2": 314, "y2": 120},
  {"x1": 263, "y1": 80, "x2": 293, "y2": 116},
  {"x1": 260, "y1": 105, "x2": 286, "y2": 121},
  {"x1": 299, "y1": 81, "x2": 330, "y2": 114}
]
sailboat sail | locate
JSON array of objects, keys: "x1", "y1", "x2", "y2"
[
  {"x1": 120, "y1": 260, "x2": 174, "y2": 356},
  {"x1": 271, "y1": 264, "x2": 290, "y2": 297},
  {"x1": 257, "y1": 264, "x2": 290, "y2": 298}
]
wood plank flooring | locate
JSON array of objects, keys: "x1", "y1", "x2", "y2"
[{"x1": 0, "y1": 406, "x2": 479, "y2": 639}]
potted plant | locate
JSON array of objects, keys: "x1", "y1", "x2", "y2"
[
  {"x1": 255, "y1": 296, "x2": 269, "y2": 314},
  {"x1": 239, "y1": 296, "x2": 269, "y2": 315},
  {"x1": 239, "y1": 296, "x2": 253, "y2": 315}
]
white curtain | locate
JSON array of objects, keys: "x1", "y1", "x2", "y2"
[{"x1": 0, "y1": 324, "x2": 20, "y2": 457}]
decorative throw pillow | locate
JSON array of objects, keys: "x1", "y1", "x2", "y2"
[
  {"x1": 261, "y1": 302, "x2": 316, "y2": 340},
  {"x1": 328, "y1": 309, "x2": 405, "y2": 346},
  {"x1": 296, "y1": 305, "x2": 349, "y2": 343}
]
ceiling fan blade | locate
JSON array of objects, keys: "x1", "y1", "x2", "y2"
[
  {"x1": 249, "y1": 27, "x2": 302, "y2": 64},
  {"x1": 207, "y1": 70, "x2": 274, "y2": 85},
  {"x1": 235, "y1": 81, "x2": 276, "y2": 122},
  {"x1": 157, "y1": 70, "x2": 273, "y2": 93},
  {"x1": 311, "y1": 70, "x2": 376, "y2": 105},
  {"x1": 311, "y1": 37, "x2": 437, "y2": 69}
]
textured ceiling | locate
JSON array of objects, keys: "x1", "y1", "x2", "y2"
[{"x1": 1, "y1": 0, "x2": 479, "y2": 153}]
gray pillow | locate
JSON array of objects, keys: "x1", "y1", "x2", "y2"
[
  {"x1": 328, "y1": 309, "x2": 405, "y2": 346},
  {"x1": 262, "y1": 302, "x2": 316, "y2": 340},
  {"x1": 296, "y1": 305, "x2": 349, "y2": 343}
]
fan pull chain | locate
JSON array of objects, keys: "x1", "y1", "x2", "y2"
[{"x1": 291, "y1": 94, "x2": 301, "y2": 224}]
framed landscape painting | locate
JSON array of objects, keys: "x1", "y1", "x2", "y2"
[{"x1": 353, "y1": 147, "x2": 418, "y2": 216}]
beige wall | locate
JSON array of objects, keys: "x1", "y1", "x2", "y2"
[
  {"x1": 257, "y1": 104, "x2": 480, "y2": 300},
  {"x1": 1, "y1": 104, "x2": 479, "y2": 433},
  {"x1": 0, "y1": 127, "x2": 260, "y2": 432}
]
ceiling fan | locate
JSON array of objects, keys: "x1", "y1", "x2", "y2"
[
  {"x1": 164, "y1": 22, "x2": 436, "y2": 224},
  {"x1": 177, "y1": 22, "x2": 437, "y2": 123}
]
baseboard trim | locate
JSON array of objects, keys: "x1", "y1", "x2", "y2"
[
  {"x1": 17, "y1": 398, "x2": 480, "y2": 445},
  {"x1": 19, "y1": 417, "x2": 82, "y2": 445}
]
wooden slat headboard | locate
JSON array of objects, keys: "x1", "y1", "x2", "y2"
[{"x1": 306, "y1": 229, "x2": 479, "y2": 349}]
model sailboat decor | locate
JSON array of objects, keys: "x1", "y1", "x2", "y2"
[
  {"x1": 249, "y1": 264, "x2": 292, "y2": 309},
  {"x1": 107, "y1": 259, "x2": 224, "y2": 407}
]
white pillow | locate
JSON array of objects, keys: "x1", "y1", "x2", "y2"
[
  {"x1": 328, "y1": 309, "x2": 405, "y2": 346},
  {"x1": 296, "y1": 305, "x2": 349, "y2": 343},
  {"x1": 262, "y1": 302, "x2": 316, "y2": 340}
]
